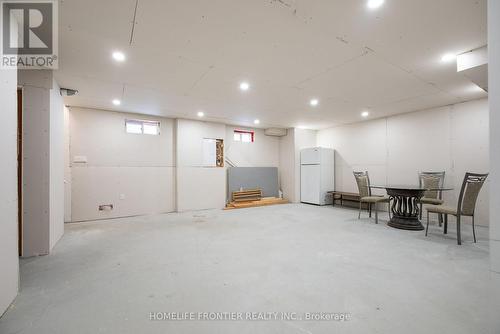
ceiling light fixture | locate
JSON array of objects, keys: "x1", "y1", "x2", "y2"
[
  {"x1": 197, "y1": 111, "x2": 205, "y2": 117},
  {"x1": 239, "y1": 82, "x2": 250, "y2": 91},
  {"x1": 112, "y1": 99, "x2": 121, "y2": 106},
  {"x1": 310, "y1": 99, "x2": 319, "y2": 107},
  {"x1": 441, "y1": 53, "x2": 456, "y2": 63},
  {"x1": 254, "y1": 119, "x2": 260, "y2": 125},
  {"x1": 367, "y1": 0, "x2": 384, "y2": 9},
  {"x1": 361, "y1": 111, "x2": 370, "y2": 118},
  {"x1": 112, "y1": 51, "x2": 126, "y2": 62}
]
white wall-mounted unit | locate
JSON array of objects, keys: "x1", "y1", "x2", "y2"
[
  {"x1": 300, "y1": 147, "x2": 335, "y2": 205},
  {"x1": 264, "y1": 128, "x2": 288, "y2": 137}
]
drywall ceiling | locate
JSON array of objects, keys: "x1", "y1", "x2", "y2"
[{"x1": 55, "y1": 0, "x2": 488, "y2": 129}]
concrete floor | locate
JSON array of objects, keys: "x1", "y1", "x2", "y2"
[{"x1": 0, "y1": 204, "x2": 494, "y2": 334}]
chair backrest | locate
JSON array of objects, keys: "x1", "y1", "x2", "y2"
[
  {"x1": 419, "y1": 171, "x2": 445, "y2": 199},
  {"x1": 353, "y1": 171, "x2": 371, "y2": 198},
  {"x1": 457, "y1": 172, "x2": 488, "y2": 216}
]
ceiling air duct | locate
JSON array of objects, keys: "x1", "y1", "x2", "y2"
[{"x1": 457, "y1": 46, "x2": 488, "y2": 92}]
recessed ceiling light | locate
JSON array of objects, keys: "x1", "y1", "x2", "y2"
[
  {"x1": 310, "y1": 99, "x2": 319, "y2": 107},
  {"x1": 367, "y1": 0, "x2": 384, "y2": 9},
  {"x1": 441, "y1": 53, "x2": 456, "y2": 63},
  {"x1": 254, "y1": 119, "x2": 260, "y2": 125},
  {"x1": 112, "y1": 99, "x2": 121, "y2": 106},
  {"x1": 239, "y1": 82, "x2": 250, "y2": 91},
  {"x1": 361, "y1": 111, "x2": 370, "y2": 118},
  {"x1": 197, "y1": 111, "x2": 205, "y2": 117},
  {"x1": 112, "y1": 51, "x2": 126, "y2": 62}
]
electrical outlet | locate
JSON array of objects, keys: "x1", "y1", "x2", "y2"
[
  {"x1": 73, "y1": 155, "x2": 87, "y2": 163},
  {"x1": 119, "y1": 194, "x2": 126, "y2": 200}
]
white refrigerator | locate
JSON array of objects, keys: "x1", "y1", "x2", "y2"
[{"x1": 300, "y1": 147, "x2": 335, "y2": 205}]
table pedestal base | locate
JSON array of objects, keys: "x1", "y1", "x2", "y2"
[
  {"x1": 386, "y1": 188, "x2": 426, "y2": 231},
  {"x1": 388, "y1": 217, "x2": 424, "y2": 231}
]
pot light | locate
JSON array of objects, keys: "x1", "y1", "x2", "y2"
[
  {"x1": 112, "y1": 99, "x2": 121, "y2": 106},
  {"x1": 310, "y1": 99, "x2": 319, "y2": 107},
  {"x1": 239, "y1": 82, "x2": 250, "y2": 91},
  {"x1": 254, "y1": 119, "x2": 260, "y2": 125},
  {"x1": 112, "y1": 51, "x2": 126, "y2": 62},
  {"x1": 441, "y1": 53, "x2": 456, "y2": 63},
  {"x1": 197, "y1": 111, "x2": 205, "y2": 117},
  {"x1": 367, "y1": 0, "x2": 384, "y2": 9},
  {"x1": 361, "y1": 111, "x2": 370, "y2": 118}
]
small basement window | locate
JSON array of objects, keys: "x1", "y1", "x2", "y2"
[
  {"x1": 233, "y1": 129, "x2": 254, "y2": 143},
  {"x1": 125, "y1": 119, "x2": 160, "y2": 135}
]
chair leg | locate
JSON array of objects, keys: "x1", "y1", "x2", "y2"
[
  {"x1": 358, "y1": 201, "x2": 362, "y2": 219},
  {"x1": 438, "y1": 214, "x2": 443, "y2": 227},
  {"x1": 388, "y1": 201, "x2": 391, "y2": 219},
  {"x1": 444, "y1": 214, "x2": 448, "y2": 234},
  {"x1": 456, "y1": 215, "x2": 462, "y2": 245},
  {"x1": 369, "y1": 203, "x2": 372, "y2": 218},
  {"x1": 419, "y1": 203, "x2": 423, "y2": 220},
  {"x1": 375, "y1": 202, "x2": 378, "y2": 224},
  {"x1": 426, "y1": 211, "x2": 430, "y2": 236},
  {"x1": 472, "y1": 215, "x2": 477, "y2": 243}
]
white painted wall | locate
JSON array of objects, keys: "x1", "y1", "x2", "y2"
[
  {"x1": 18, "y1": 70, "x2": 65, "y2": 256},
  {"x1": 279, "y1": 129, "x2": 296, "y2": 202},
  {"x1": 488, "y1": 2, "x2": 500, "y2": 328},
  {"x1": 176, "y1": 119, "x2": 226, "y2": 211},
  {"x1": 489, "y1": 0, "x2": 500, "y2": 244},
  {"x1": 68, "y1": 108, "x2": 176, "y2": 221},
  {"x1": 320, "y1": 118, "x2": 387, "y2": 195},
  {"x1": 317, "y1": 99, "x2": 490, "y2": 225},
  {"x1": 63, "y1": 107, "x2": 71, "y2": 222},
  {"x1": 225, "y1": 126, "x2": 280, "y2": 167},
  {"x1": 0, "y1": 68, "x2": 19, "y2": 316},
  {"x1": 49, "y1": 79, "x2": 65, "y2": 249},
  {"x1": 67, "y1": 111, "x2": 285, "y2": 218}
]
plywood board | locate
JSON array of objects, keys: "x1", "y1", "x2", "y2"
[{"x1": 224, "y1": 197, "x2": 288, "y2": 210}]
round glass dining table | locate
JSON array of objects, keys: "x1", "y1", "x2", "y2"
[{"x1": 370, "y1": 185, "x2": 453, "y2": 231}]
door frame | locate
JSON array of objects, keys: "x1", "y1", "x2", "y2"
[{"x1": 17, "y1": 88, "x2": 23, "y2": 256}]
